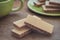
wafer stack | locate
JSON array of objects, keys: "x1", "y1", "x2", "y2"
[
  {"x1": 11, "y1": 15, "x2": 54, "y2": 38},
  {"x1": 42, "y1": 0, "x2": 60, "y2": 13},
  {"x1": 11, "y1": 18, "x2": 31, "y2": 38}
]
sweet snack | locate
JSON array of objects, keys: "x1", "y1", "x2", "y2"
[
  {"x1": 25, "y1": 15, "x2": 54, "y2": 34},
  {"x1": 42, "y1": 5, "x2": 60, "y2": 12},
  {"x1": 12, "y1": 27, "x2": 31, "y2": 38},
  {"x1": 42, "y1": 0, "x2": 60, "y2": 13},
  {"x1": 49, "y1": 0, "x2": 60, "y2": 5},
  {"x1": 34, "y1": 2, "x2": 44, "y2": 7},
  {"x1": 12, "y1": 18, "x2": 31, "y2": 38},
  {"x1": 45, "y1": 1, "x2": 60, "y2": 8},
  {"x1": 46, "y1": 4, "x2": 60, "y2": 9},
  {"x1": 13, "y1": 18, "x2": 26, "y2": 28},
  {"x1": 11, "y1": 15, "x2": 54, "y2": 38}
]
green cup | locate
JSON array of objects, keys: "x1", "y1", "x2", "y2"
[{"x1": 0, "y1": 0, "x2": 23, "y2": 17}]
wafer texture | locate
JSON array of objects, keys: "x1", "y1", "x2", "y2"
[
  {"x1": 49, "y1": 0, "x2": 60, "y2": 5},
  {"x1": 12, "y1": 17, "x2": 31, "y2": 38},
  {"x1": 12, "y1": 27, "x2": 31, "y2": 38},
  {"x1": 13, "y1": 18, "x2": 26, "y2": 28},
  {"x1": 42, "y1": 5, "x2": 60, "y2": 12},
  {"x1": 25, "y1": 15, "x2": 54, "y2": 34}
]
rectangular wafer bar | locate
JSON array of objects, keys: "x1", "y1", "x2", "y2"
[
  {"x1": 49, "y1": 0, "x2": 60, "y2": 5},
  {"x1": 12, "y1": 18, "x2": 31, "y2": 38},
  {"x1": 13, "y1": 18, "x2": 26, "y2": 28},
  {"x1": 45, "y1": 1, "x2": 60, "y2": 8},
  {"x1": 11, "y1": 27, "x2": 31, "y2": 38},
  {"x1": 25, "y1": 15, "x2": 54, "y2": 34},
  {"x1": 42, "y1": 5, "x2": 60, "y2": 12}
]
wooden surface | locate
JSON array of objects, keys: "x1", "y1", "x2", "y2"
[{"x1": 0, "y1": 0, "x2": 60, "y2": 40}]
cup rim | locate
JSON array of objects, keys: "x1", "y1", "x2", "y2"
[{"x1": 0, "y1": 0, "x2": 10, "y2": 3}]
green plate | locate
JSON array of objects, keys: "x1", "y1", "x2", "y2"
[{"x1": 27, "y1": 0, "x2": 60, "y2": 16}]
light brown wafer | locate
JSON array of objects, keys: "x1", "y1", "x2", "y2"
[
  {"x1": 12, "y1": 18, "x2": 31, "y2": 38},
  {"x1": 49, "y1": 0, "x2": 60, "y2": 5},
  {"x1": 11, "y1": 27, "x2": 31, "y2": 38},
  {"x1": 25, "y1": 15, "x2": 54, "y2": 34},
  {"x1": 42, "y1": 5, "x2": 60, "y2": 12},
  {"x1": 13, "y1": 18, "x2": 26, "y2": 28}
]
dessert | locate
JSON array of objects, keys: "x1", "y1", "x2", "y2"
[{"x1": 25, "y1": 15, "x2": 54, "y2": 34}]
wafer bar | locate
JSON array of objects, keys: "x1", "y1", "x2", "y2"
[
  {"x1": 13, "y1": 18, "x2": 26, "y2": 28},
  {"x1": 45, "y1": 1, "x2": 60, "y2": 8},
  {"x1": 42, "y1": 5, "x2": 60, "y2": 12},
  {"x1": 46, "y1": 5, "x2": 60, "y2": 9},
  {"x1": 11, "y1": 27, "x2": 31, "y2": 38},
  {"x1": 49, "y1": 0, "x2": 60, "y2": 5},
  {"x1": 25, "y1": 15, "x2": 54, "y2": 34},
  {"x1": 12, "y1": 18, "x2": 31, "y2": 38}
]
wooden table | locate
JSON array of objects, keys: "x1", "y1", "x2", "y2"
[{"x1": 0, "y1": 0, "x2": 60, "y2": 40}]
